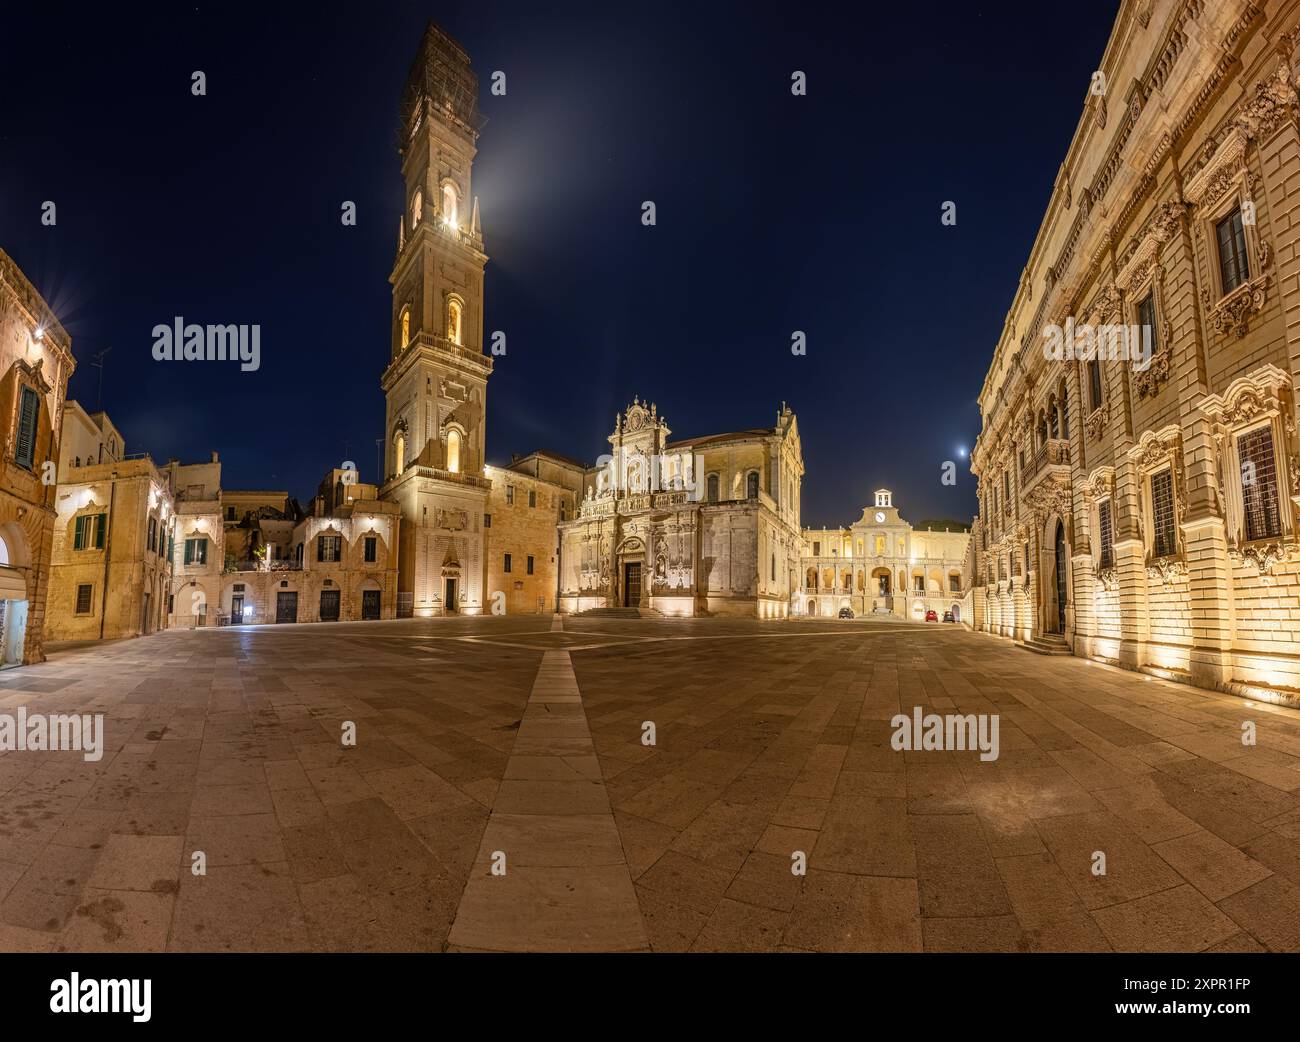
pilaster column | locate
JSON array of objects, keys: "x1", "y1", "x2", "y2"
[{"x1": 1113, "y1": 456, "x2": 1150, "y2": 668}]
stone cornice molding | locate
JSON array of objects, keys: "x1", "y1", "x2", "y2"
[
  {"x1": 1080, "y1": 466, "x2": 1116, "y2": 503},
  {"x1": 1184, "y1": 127, "x2": 1249, "y2": 210},
  {"x1": 1197, "y1": 362, "x2": 1292, "y2": 426}
]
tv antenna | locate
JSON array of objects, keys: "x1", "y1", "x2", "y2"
[{"x1": 90, "y1": 347, "x2": 112, "y2": 410}]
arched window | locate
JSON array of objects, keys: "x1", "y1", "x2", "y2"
[
  {"x1": 400, "y1": 307, "x2": 410, "y2": 351},
  {"x1": 394, "y1": 433, "x2": 406, "y2": 474},
  {"x1": 746, "y1": 472, "x2": 759, "y2": 499},
  {"x1": 411, "y1": 189, "x2": 423, "y2": 228},
  {"x1": 442, "y1": 183, "x2": 458, "y2": 227},
  {"x1": 446, "y1": 429, "x2": 461, "y2": 474},
  {"x1": 447, "y1": 298, "x2": 463, "y2": 345},
  {"x1": 706, "y1": 474, "x2": 720, "y2": 503}
]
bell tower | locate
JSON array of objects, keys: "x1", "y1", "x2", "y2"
[{"x1": 381, "y1": 22, "x2": 492, "y2": 615}]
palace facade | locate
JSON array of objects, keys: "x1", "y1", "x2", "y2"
[
  {"x1": 969, "y1": 0, "x2": 1300, "y2": 707},
  {"x1": 799, "y1": 489, "x2": 969, "y2": 620}
]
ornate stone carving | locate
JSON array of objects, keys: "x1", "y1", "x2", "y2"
[
  {"x1": 1235, "y1": 60, "x2": 1300, "y2": 141},
  {"x1": 1134, "y1": 333, "x2": 1171, "y2": 398},
  {"x1": 1095, "y1": 566, "x2": 1119, "y2": 592},
  {"x1": 435, "y1": 508, "x2": 467, "y2": 531},
  {"x1": 1202, "y1": 276, "x2": 1268, "y2": 339},
  {"x1": 1186, "y1": 128, "x2": 1248, "y2": 214},
  {"x1": 1027, "y1": 477, "x2": 1072, "y2": 524},
  {"x1": 1232, "y1": 540, "x2": 1300, "y2": 576},
  {"x1": 1150, "y1": 199, "x2": 1187, "y2": 243},
  {"x1": 1090, "y1": 282, "x2": 1123, "y2": 323},
  {"x1": 1146, "y1": 558, "x2": 1188, "y2": 584},
  {"x1": 1085, "y1": 404, "x2": 1108, "y2": 442},
  {"x1": 1080, "y1": 468, "x2": 1115, "y2": 502}
]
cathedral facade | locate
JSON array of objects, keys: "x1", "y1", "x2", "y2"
[{"x1": 556, "y1": 400, "x2": 804, "y2": 617}]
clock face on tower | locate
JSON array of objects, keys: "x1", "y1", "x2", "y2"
[{"x1": 875, "y1": 511, "x2": 886, "y2": 523}]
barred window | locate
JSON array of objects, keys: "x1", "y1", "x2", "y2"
[
  {"x1": 1238, "y1": 425, "x2": 1282, "y2": 542},
  {"x1": 75, "y1": 584, "x2": 93, "y2": 614},
  {"x1": 1098, "y1": 499, "x2": 1114, "y2": 569},
  {"x1": 1216, "y1": 208, "x2": 1250, "y2": 294},
  {"x1": 1150, "y1": 469, "x2": 1176, "y2": 558}
]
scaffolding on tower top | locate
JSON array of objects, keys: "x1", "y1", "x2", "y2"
[{"x1": 399, "y1": 21, "x2": 485, "y2": 148}]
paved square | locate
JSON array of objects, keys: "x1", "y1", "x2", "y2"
[{"x1": 1, "y1": 615, "x2": 1298, "y2": 952}]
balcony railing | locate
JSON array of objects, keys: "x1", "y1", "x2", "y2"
[
  {"x1": 232, "y1": 559, "x2": 302, "y2": 573},
  {"x1": 1027, "y1": 438, "x2": 1070, "y2": 479}
]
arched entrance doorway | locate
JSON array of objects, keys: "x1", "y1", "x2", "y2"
[
  {"x1": 1053, "y1": 520, "x2": 1067, "y2": 634},
  {"x1": 0, "y1": 526, "x2": 31, "y2": 666}
]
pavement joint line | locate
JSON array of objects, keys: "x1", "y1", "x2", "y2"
[{"x1": 446, "y1": 647, "x2": 649, "y2": 952}]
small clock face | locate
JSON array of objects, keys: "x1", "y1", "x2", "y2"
[{"x1": 875, "y1": 511, "x2": 885, "y2": 523}]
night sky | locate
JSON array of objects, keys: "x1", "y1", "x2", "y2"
[{"x1": 0, "y1": 1, "x2": 1117, "y2": 528}]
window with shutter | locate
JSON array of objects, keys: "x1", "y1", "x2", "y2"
[
  {"x1": 1088, "y1": 361, "x2": 1103, "y2": 411},
  {"x1": 15, "y1": 386, "x2": 38, "y2": 470},
  {"x1": 94, "y1": 513, "x2": 106, "y2": 549},
  {"x1": 1216, "y1": 208, "x2": 1250, "y2": 294}
]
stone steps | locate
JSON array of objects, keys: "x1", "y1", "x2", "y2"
[
  {"x1": 1016, "y1": 633, "x2": 1073, "y2": 656},
  {"x1": 570, "y1": 607, "x2": 664, "y2": 619}
]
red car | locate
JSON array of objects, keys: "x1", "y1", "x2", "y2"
[{"x1": 925, "y1": 609, "x2": 938, "y2": 622}]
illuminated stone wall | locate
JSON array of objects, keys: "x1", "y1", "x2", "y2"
[{"x1": 970, "y1": 0, "x2": 1300, "y2": 707}]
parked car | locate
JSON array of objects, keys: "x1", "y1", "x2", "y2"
[
  {"x1": 942, "y1": 611, "x2": 955, "y2": 623},
  {"x1": 925, "y1": 609, "x2": 938, "y2": 622},
  {"x1": 838, "y1": 607, "x2": 854, "y2": 619}
]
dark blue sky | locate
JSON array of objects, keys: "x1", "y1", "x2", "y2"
[{"x1": 0, "y1": 1, "x2": 1117, "y2": 526}]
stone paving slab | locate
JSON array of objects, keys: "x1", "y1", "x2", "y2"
[
  {"x1": 1, "y1": 615, "x2": 1299, "y2": 951},
  {"x1": 570, "y1": 619, "x2": 1300, "y2": 952},
  {"x1": 447, "y1": 649, "x2": 648, "y2": 952}
]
